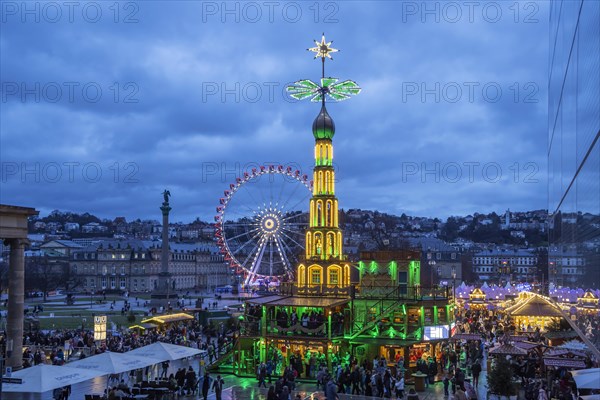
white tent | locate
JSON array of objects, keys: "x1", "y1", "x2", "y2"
[
  {"x1": 572, "y1": 368, "x2": 600, "y2": 390},
  {"x1": 1, "y1": 364, "x2": 104, "y2": 393},
  {"x1": 128, "y1": 342, "x2": 205, "y2": 361},
  {"x1": 68, "y1": 351, "x2": 159, "y2": 374}
]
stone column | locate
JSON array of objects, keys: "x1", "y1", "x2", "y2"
[{"x1": 6, "y1": 238, "x2": 27, "y2": 370}]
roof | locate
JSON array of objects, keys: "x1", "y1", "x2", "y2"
[
  {"x1": 489, "y1": 344, "x2": 528, "y2": 356},
  {"x1": 451, "y1": 333, "x2": 484, "y2": 341},
  {"x1": 268, "y1": 297, "x2": 350, "y2": 308},
  {"x1": 246, "y1": 295, "x2": 286, "y2": 305},
  {"x1": 246, "y1": 295, "x2": 350, "y2": 308},
  {"x1": 129, "y1": 323, "x2": 158, "y2": 330},
  {"x1": 544, "y1": 331, "x2": 580, "y2": 339},
  {"x1": 514, "y1": 341, "x2": 544, "y2": 350},
  {"x1": 543, "y1": 357, "x2": 587, "y2": 369},
  {"x1": 141, "y1": 313, "x2": 194, "y2": 324},
  {"x1": 506, "y1": 295, "x2": 563, "y2": 317}
]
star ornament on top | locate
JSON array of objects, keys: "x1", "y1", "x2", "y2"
[{"x1": 308, "y1": 34, "x2": 339, "y2": 59}]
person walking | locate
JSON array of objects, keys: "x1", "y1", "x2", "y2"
[
  {"x1": 394, "y1": 375, "x2": 405, "y2": 399},
  {"x1": 201, "y1": 372, "x2": 212, "y2": 400},
  {"x1": 326, "y1": 376, "x2": 340, "y2": 400},
  {"x1": 471, "y1": 359, "x2": 482, "y2": 388},
  {"x1": 258, "y1": 362, "x2": 268, "y2": 388},
  {"x1": 212, "y1": 374, "x2": 225, "y2": 400},
  {"x1": 160, "y1": 360, "x2": 169, "y2": 378}
]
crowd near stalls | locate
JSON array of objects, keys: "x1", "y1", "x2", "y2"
[
  {"x1": 451, "y1": 289, "x2": 600, "y2": 399},
  {"x1": 13, "y1": 311, "x2": 235, "y2": 370}
]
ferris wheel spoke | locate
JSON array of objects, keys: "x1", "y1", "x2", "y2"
[
  {"x1": 281, "y1": 230, "x2": 304, "y2": 260},
  {"x1": 246, "y1": 238, "x2": 268, "y2": 276},
  {"x1": 239, "y1": 180, "x2": 266, "y2": 214},
  {"x1": 223, "y1": 222, "x2": 260, "y2": 228},
  {"x1": 240, "y1": 237, "x2": 265, "y2": 270},
  {"x1": 279, "y1": 228, "x2": 305, "y2": 250},
  {"x1": 268, "y1": 238, "x2": 274, "y2": 277},
  {"x1": 275, "y1": 236, "x2": 293, "y2": 275},
  {"x1": 282, "y1": 191, "x2": 312, "y2": 215},
  {"x1": 224, "y1": 203, "x2": 259, "y2": 218},
  {"x1": 225, "y1": 227, "x2": 261, "y2": 243},
  {"x1": 280, "y1": 179, "x2": 303, "y2": 209},
  {"x1": 231, "y1": 230, "x2": 264, "y2": 256}
]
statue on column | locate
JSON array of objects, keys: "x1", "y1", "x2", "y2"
[{"x1": 162, "y1": 190, "x2": 171, "y2": 205}]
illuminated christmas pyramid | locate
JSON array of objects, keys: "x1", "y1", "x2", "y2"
[{"x1": 287, "y1": 35, "x2": 360, "y2": 288}]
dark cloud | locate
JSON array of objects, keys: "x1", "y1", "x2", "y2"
[{"x1": 1, "y1": 1, "x2": 549, "y2": 221}]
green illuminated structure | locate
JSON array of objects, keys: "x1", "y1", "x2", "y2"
[{"x1": 217, "y1": 36, "x2": 454, "y2": 378}]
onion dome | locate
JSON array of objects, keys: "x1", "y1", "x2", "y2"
[{"x1": 312, "y1": 104, "x2": 335, "y2": 140}]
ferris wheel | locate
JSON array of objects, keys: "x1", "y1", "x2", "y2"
[{"x1": 215, "y1": 165, "x2": 312, "y2": 285}]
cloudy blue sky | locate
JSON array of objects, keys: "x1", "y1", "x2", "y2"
[{"x1": 1, "y1": 1, "x2": 549, "y2": 222}]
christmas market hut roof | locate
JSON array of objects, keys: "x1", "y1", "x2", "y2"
[
  {"x1": 489, "y1": 343, "x2": 528, "y2": 356},
  {"x1": 129, "y1": 323, "x2": 158, "y2": 330},
  {"x1": 141, "y1": 313, "x2": 194, "y2": 325},
  {"x1": 450, "y1": 333, "x2": 484, "y2": 341},
  {"x1": 544, "y1": 330, "x2": 580, "y2": 339},
  {"x1": 505, "y1": 294, "x2": 563, "y2": 317},
  {"x1": 543, "y1": 357, "x2": 587, "y2": 369}
]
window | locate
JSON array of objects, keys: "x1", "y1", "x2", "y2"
[
  {"x1": 102, "y1": 266, "x2": 108, "y2": 275},
  {"x1": 121, "y1": 266, "x2": 126, "y2": 275},
  {"x1": 101, "y1": 277, "x2": 107, "y2": 289},
  {"x1": 110, "y1": 277, "x2": 116, "y2": 289},
  {"x1": 120, "y1": 278, "x2": 126, "y2": 289},
  {"x1": 311, "y1": 268, "x2": 321, "y2": 284},
  {"x1": 398, "y1": 271, "x2": 408, "y2": 284},
  {"x1": 111, "y1": 266, "x2": 116, "y2": 274},
  {"x1": 329, "y1": 269, "x2": 339, "y2": 285}
]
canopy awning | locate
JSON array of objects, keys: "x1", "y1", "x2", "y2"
[
  {"x1": 68, "y1": 351, "x2": 160, "y2": 374},
  {"x1": 128, "y1": 342, "x2": 206, "y2": 361},
  {"x1": 1, "y1": 365, "x2": 104, "y2": 393}
]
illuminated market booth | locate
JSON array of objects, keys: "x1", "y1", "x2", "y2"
[
  {"x1": 503, "y1": 292, "x2": 564, "y2": 332},
  {"x1": 576, "y1": 290, "x2": 599, "y2": 315},
  {"x1": 136, "y1": 313, "x2": 194, "y2": 332},
  {"x1": 468, "y1": 288, "x2": 488, "y2": 311}
]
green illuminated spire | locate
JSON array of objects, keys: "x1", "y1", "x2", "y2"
[
  {"x1": 286, "y1": 34, "x2": 361, "y2": 141},
  {"x1": 312, "y1": 104, "x2": 335, "y2": 140}
]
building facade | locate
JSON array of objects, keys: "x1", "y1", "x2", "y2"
[
  {"x1": 472, "y1": 249, "x2": 538, "y2": 283},
  {"x1": 548, "y1": 0, "x2": 600, "y2": 288},
  {"x1": 69, "y1": 239, "x2": 229, "y2": 293}
]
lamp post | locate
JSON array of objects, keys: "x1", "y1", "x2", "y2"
[{"x1": 452, "y1": 270, "x2": 456, "y2": 303}]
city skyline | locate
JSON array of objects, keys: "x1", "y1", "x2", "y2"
[{"x1": 2, "y1": 2, "x2": 549, "y2": 222}]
